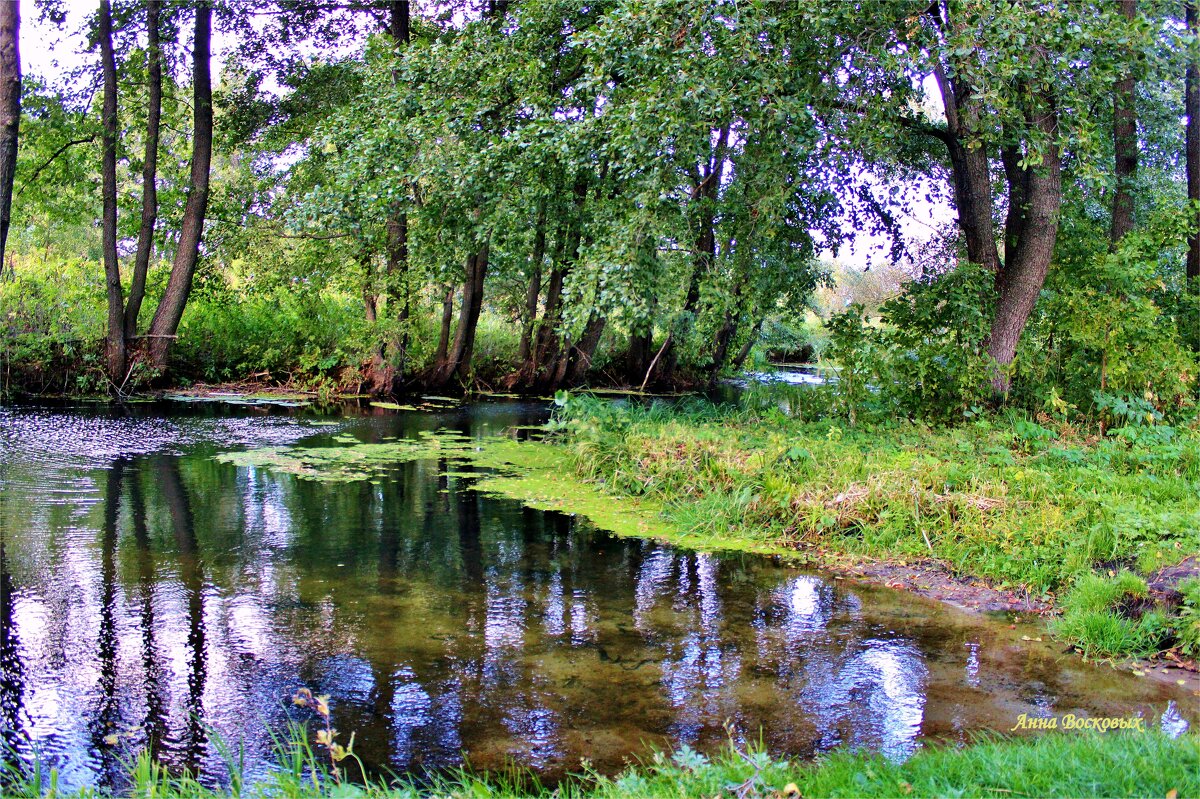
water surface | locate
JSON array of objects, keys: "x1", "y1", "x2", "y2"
[{"x1": 0, "y1": 400, "x2": 1192, "y2": 791}]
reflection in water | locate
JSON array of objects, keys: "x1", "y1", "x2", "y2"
[
  {"x1": 1, "y1": 538, "x2": 25, "y2": 787},
  {"x1": 0, "y1": 401, "x2": 1194, "y2": 791}
]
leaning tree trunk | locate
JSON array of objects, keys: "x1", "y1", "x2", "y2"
[
  {"x1": 145, "y1": 1, "x2": 213, "y2": 372},
  {"x1": 928, "y1": 4, "x2": 1063, "y2": 396},
  {"x1": 99, "y1": 0, "x2": 125, "y2": 383},
  {"x1": 563, "y1": 313, "x2": 606, "y2": 386},
  {"x1": 730, "y1": 318, "x2": 762, "y2": 370},
  {"x1": 124, "y1": 0, "x2": 161, "y2": 341},
  {"x1": 932, "y1": 59, "x2": 1001, "y2": 273},
  {"x1": 0, "y1": 0, "x2": 19, "y2": 278},
  {"x1": 1110, "y1": 0, "x2": 1137, "y2": 244},
  {"x1": 986, "y1": 105, "x2": 1062, "y2": 394},
  {"x1": 1187, "y1": 0, "x2": 1199, "y2": 292}
]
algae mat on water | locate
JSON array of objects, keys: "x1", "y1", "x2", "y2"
[{"x1": 214, "y1": 431, "x2": 679, "y2": 538}]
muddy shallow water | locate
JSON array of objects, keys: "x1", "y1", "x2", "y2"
[{"x1": 0, "y1": 399, "x2": 1193, "y2": 791}]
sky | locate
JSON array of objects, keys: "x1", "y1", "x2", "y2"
[{"x1": 19, "y1": 1, "x2": 955, "y2": 273}]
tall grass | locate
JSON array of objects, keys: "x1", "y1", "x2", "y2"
[{"x1": 3, "y1": 728, "x2": 1195, "y2": 799}]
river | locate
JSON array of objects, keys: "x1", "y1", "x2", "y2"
[{"x1": 0, "y1": 398, "x2": 1191, "y2": 792}]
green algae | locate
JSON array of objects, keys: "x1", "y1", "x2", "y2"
[
  {"x1": 369, "y1": 401, "x2": 418, "y2": 411},
  {"x1": 213, "y1": 428, "x2": 679, "y2": 538},
  {"x1": 215, "y1": 431, "x2": 476, "y2": 482},
  {"x1": 472, "y1": 472, "x2": 677, "y2": 538},
  {"x1": 164, "y1": 392, "x2": 312, "y2": 407}
]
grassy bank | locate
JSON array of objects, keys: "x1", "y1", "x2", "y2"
[
  {"x1": 4, "y1": 732, "x2": 1196, "y2": 799},
  {"x1": 552, "y1": 394, "x2": 1200, "y2": 659}
]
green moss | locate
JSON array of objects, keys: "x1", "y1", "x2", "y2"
[
  {"x1": 472, "y1": 472, "x2": 677, "y2": 538},
  {"x1": 165, "y1": 393, "x2": 312, "y2": 407}
]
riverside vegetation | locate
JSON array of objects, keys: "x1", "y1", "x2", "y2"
[
  {"x1": 3, "y1": 727, "x2": 1197, "y2": 799},
  {"x1": 548, "y1": 391, "x2": 1200, "y2": 662}
]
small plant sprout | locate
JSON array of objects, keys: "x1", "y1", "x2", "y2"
[{"x1": 293, "y1": 687, "x2": 356, "y2": 782}]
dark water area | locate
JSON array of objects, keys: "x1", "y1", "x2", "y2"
[{"x1": 0, "y1": 399, "x2": 1193, "y2": 792}]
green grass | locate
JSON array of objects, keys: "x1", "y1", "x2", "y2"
[
  {"x1": 4, "y1": 731, "x2": 1195, "y2": 798},
  {"x1": 1053, "y1": 572, "x2": 1172, "y2": 658},
  {"x1": 549, "y1": 395, "x2": 1200, "y2": 657}
]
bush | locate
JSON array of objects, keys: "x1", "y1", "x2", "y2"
[
  {"x1": 174, "y1": 288, "x2": 374, "y2": 386},
  {"x1": 0, "y1": 256, "x2": 108, "y2": 395},
  {"x1": 820, "y1": 262, "x2": 995, "y2": 424}
]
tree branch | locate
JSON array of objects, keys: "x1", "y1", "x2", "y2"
[{"x1": 16, "y1": 135, "x2": 96, "y2": 196}]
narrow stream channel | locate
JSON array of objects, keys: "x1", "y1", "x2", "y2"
[{"x1": 0, "y1": 399, "x2": 1192, "y2": 792}]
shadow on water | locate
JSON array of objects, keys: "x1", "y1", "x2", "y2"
[{"x1": 0, "y1": 399, "x2": 1194, "y2": 792}]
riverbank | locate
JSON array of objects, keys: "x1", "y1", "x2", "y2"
[
  {"x1": 4, "y1": 732, "x2": 1195, "y2": 799},
  {"x1": 548, "y1": 394, "x2": 1200, "y2": 663}
]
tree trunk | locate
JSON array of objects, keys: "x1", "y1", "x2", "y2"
[
  {"x1": 1110, "y1": 0, "x2": 1137, "y2": 244},
  {"x1": 534, "y1": 263, "x2": 566, "y2": 368},
  {"x1": 1000, "y1": 143, "x2": 1029, "y2": 267},
  {"x1": 658, "y1": 123, "x2": 730, "y2": 383},
  {"x1": 0, "y1": 0, "x2": 19, "y2": 278},
  {"x1": 435, "y1": 286, "x2": 454, "y2": 364},
  {"x1": 532, "y1": 183, "x2": 587, "y2": 385},
  {"x1": 929, "y1": 4, "x2": 1061, "y2": 396},
  {"x1": 124, "y1": 0, "x2": 161, "y2": 342},
  {"x1": 361, "y1": 247, "x2": 377, "y2": 323},
  {"x1": 434, "y1": 244, "x2": 489, "y2": 386},
  {"x1": 381, "y1": 1, "x2": 410, "y2": 378},
  {"x1": 708, "y1": 275, "x2": 747, "y2": 382},
  {"x1": 708, "y1": 309, "x2": 739, "y2": 383},
  {"x1": 730, "y1": 319, "x2": 762, "y2": 370},
  {"x1": 1187, "y1": 0, "x2": 1199, "y2": 291},
  {"x1": 145, "y1": 1, "x2": 213, "y2": 372},
  {"x1": 626, "y1": 328, "x2": 653, "y2": 385},
  {"x1": 518, "y1": 202, "x2": 547, "y2": 362},
  {"x1": 933, "y1": 61, "x2": 1001, "y2": 273},
  {"x1": 564, "y1": 313, "x2": 606, "y2": 386},
  {"x1": 99, "y1": 0, "x2": 125, "y2": 383},
  {"x1": 986, "y1": 105, "x2": 1062, "y2": 394}
]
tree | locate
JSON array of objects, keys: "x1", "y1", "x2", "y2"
[
  {"x1": 144, "y1": 0, "x2": 213, "y2": 371},
  {"x1": 1188, "y1": 0, "x2": 1199, "y2": 290},
  {"x1": 124, "y1": 0, "x2": 161, "y2": 341},
  {"x1": 818, "y1": 0, "x2": 1157, "y2": 395},
  {"x1": 0, "y1": 0, "x2": 19, "y2": 277},
  {"x1": 98, "y1": 0, "x2": 126, "y2": 382},
  {"x1": 1110, "y1": 0, "x2": 1137, "y2": 244}
]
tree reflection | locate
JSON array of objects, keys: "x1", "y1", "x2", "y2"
[{"x1": 155, "y1": 457, "x2": 208, "y2": 771}]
